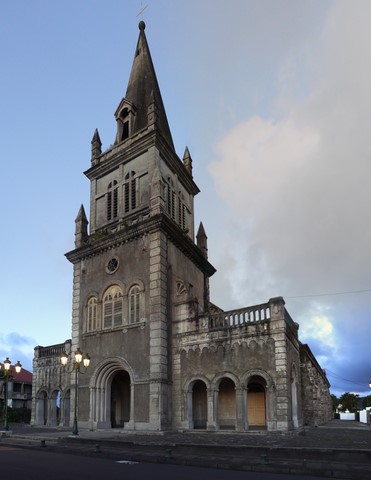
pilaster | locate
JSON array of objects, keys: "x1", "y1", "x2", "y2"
[
  {"x1": 270, "y1": 297, "x2": 290, "y2": 430},
  {"x1": 149, "y1": 229, "x2": 170, "y2": 428},
  {"x1": 207, "y1": 388, "x2": 217, "y2": 430}
]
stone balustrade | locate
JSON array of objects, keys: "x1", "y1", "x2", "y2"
[
  {"x1": 37, "y1": 342, "x2": 68, "y2": 358},
  {"x1": 209, "y1": 303, "x2": 271, "y2": 330}
]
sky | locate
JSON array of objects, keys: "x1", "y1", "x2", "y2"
[{"x1": 1, "y1": 0, "x2": 370, "y2": 398}]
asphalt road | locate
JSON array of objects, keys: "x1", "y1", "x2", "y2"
[{"x1": 0, "y1": 445, "x2": 339, "y2": 480}]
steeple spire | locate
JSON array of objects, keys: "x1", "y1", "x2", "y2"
[{"x1": 114, "y1": 22, "x2": 174, "y2": 150}]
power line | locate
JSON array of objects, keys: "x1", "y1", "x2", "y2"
[
  {"x1": 326, "y1": 370, "x2": 370, "y2": 389},
  {"x1": 285, "y1": 288, "x2": 371, "y2": 299}
]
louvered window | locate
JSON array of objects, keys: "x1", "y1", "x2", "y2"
[
  {"x1": 107, "y1": 181, "x2": 118, "y2": 221},
  {"x1": 124, "y1": 172, "x2": 138, "y2": 213},
  {"x1": 166, "y1": 178, "x2": 176, "y2": 221},
  {"x1": 113, "y1": 188, "x2": 118, "y2": 217},
  {"x1": 178, "y1": 193, "x2": 188, "y2": 231},
  {"x1": 166, "y1": 183, "x2": 171, "y2": 215},
  {"x1": 103, "y1": 286, "x2": 123, "y2": 329},
  {"x1": 87, "y1": 297, "x2": 98, "y2": 332},
  {"x1": 129, "y1": 286, "x2": 140, "y2": 324}
]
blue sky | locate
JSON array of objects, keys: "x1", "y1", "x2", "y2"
[{"x1": 1, "y1": 0, "x2": 370, "y2": 398}]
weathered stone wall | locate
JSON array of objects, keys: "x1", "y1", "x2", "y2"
[
  {"x1": 31, "y1": 340, "x2": 72, "y2": 427},
  {"x1": 300, "y1": 344, "x2": 332, "y2": 426}
]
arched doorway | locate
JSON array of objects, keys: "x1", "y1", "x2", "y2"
[
  {"x1": 111, "y1": 370, "x2": 130, "y2": 428},
  {"x1": 50, "y1": 390, "x2": 60, "y2": 426},
  {"x1": 192, "y1": 380, "x2": 207, "y2": 429},
  {"x1": 247, "y1": 376, "x2": 267, "y2": 428},
  {"x1": 36, "y1": 390, "x2": 48, "y2": 425},
  {"x1": 217, "y1": 378, "x2": 236, "y2": 430}
]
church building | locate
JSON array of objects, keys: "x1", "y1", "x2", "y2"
[{"x1": 31, "y1": 22, "x2": 332, "y2": 432}]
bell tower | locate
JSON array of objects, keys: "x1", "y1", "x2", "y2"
[{"x1": 65, "y1": 22, "x2": 216, "y2": 430}]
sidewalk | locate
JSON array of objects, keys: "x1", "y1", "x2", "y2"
[{"x1": 2, "y1": 420, "x2": 371, "y2": 479}]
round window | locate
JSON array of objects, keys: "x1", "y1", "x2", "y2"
[{"x1": 106, "y1": 257, "x2": 119, "y2": 274}]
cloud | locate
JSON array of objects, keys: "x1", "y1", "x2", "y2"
[
  {"x1": 208, "y1": 1, "x2": 371, "y2": 393},
  {"x1": 299, "y1": 311, "x2": 338, "y2": 365},
  {"x1": 0, "y1": 332, "x2": 36, "y2": 371}
]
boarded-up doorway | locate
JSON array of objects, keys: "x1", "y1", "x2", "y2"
[
  {"x1": 217, "y1": 378, "x2": 236, "y2": 430},
  {"x1": 247, "y1": 379, "x2": 266, "y2": 427}
]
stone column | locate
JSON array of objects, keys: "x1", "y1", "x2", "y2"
[
  {"x1": 207, "y1": 388, "x2": 217, "y2": 430},
  {"x1": 266, "y1": 383, "x2": 277, "y2": 431},
  {"x1": 171, "y1": 344, "x2": 182, "y2": 429},
  {"x1": 235, "y1": 386, "x2": 245, "y2": 431},
  {"x1": 187, "y1": 389, "x2": 193, "y2": 429},
  {"x1": 126, "y1": 382, "x2": 135, "y2": 429}
]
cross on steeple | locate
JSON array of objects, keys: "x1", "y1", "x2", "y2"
[{"x1": 136, "y1": 2, "x2": 148, "y2": 19}]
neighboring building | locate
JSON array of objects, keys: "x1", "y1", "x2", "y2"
[
  {"x1": 31, "y1": 22, "x2": 332, "y2": 431},
  {"x1": 0, "y1": 364, "x2": 32, "y2": 414}
]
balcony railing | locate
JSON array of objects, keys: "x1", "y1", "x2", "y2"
[
  {"x1": 38, "y1": 343, "x2": 66, "y2": 358},
  {"x1": 209, "y1": 303, "x2": 271, "y2": 330}
]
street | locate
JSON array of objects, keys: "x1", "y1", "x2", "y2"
[{"x1": 1, "y1": 446, "x2": 338, "y2": 480}]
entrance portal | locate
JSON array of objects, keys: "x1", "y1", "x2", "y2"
[
  {"x1": 192, "y1": 380, "x2": 207, "y2": 429},
  {"x1": 110, "y1": 370, "x2": 130, "y2": 428}
]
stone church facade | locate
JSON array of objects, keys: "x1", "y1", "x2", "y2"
[{"x1": 31, "y1": 22, "x2": 332, "y2": 431}]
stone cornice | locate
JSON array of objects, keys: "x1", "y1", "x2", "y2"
[
  {"x1": 84, "y1": 128, "x2": 200, "y2": 196},
  {"x1": 65, "y1": 213, "x2": 216, "y2": 277}
]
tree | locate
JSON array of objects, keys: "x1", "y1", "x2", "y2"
[
  {"x1": 331, "y1": 394, "x2": 339, "y2": 412},
  {"x1": 339, "y1": 392, "x2": 359, "y2": 413},
  {"x1": 362, "y1": 394, "x2": 371, "y2": 409}
]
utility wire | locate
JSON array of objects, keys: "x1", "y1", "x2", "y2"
[
  {"x1": 326, "y1": 370, "x2": 370, "y2": 389},
  {"x1": 285, "y1": 288, "x2": 371, "y2": 299}
]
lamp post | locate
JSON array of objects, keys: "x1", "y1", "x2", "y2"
[
  {"x1": 0, "y1": 358, "x2": 22, "y2": 431},
  {"x1": 60, "y1": 348, "x2": 90, "y2": 436}
]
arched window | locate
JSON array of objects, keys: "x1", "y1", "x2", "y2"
[
  {"x1": 103, "y1": 286, "x2": 123, "y2": 329},
  {"x1": 124, "y1": 171, "x2": 138, "y2": 213},
  {"x1": 120, "y1": 108, "x2": 130, "y2": 141},
  {"x1": 87, "y1": 297, "x2": 98, "y2": 332},
  {"x1": 107, "y1": 181, "x2": 118, "y2": 221},
  {"x1": 129, "y1": 285, "x2": 141, "y2": 324}
]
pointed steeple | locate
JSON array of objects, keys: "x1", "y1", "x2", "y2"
[
  {"x1": 75, "y1": 205, "x2": 88, "y2": 248},
  {"x1": 196, "y1": 222, "x2": 208, "y2": 259},
  {"x1": 183, "y1": 146, "x2": 193, "y2": 177},
  {"x1": 114, "y1": 21, "x2": 175, "y2": 150}
]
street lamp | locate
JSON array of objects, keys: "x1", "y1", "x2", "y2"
[
  {"x1": 60, "y1": 348, "x2": 90, "y2": 436},
  {"x1": 0, "y1": 358, "x2": 22, "y2": 431}
]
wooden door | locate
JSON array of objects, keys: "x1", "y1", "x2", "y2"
[{"x1": 248, "y1": 391, "x2": 266, "y2": 426}]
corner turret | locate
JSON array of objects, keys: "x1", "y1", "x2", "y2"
[
  {"x1": 75, "y1": 205, "x2": 88, "y2": 247},
  {"x1": 91, "y1": 129, "x2": 102, "y2": 165},
  {"x1": 183, "y1": 147, "x2": 193, "y2": 177},
  {"x1": 197, "y1": 222, "x2": 208, "y2": 259}
]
